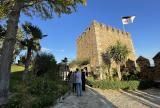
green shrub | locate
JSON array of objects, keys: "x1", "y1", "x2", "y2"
[
  {"x1": 10, "y1": 72, "x2": 22, "y2": 93},
  {"x1": 29, "y1": 80, "x2": 68, "y2": 108},
  {"x1": 31, "y1": 95, "x2": 55, "y2": 108},
  {"x1": 122, "y1": 69, "x2": 140, "y2": 81},
  {"x1": 5, "y1": 74, "x2": 68, "y2": 108},
  {"x1": 127, "y1": 80, "x2": 140, "y2": 90},
  {"x1": 138, "y1": 80, "x2": 154, "y2": 90},
  {"x1": 2, "y1": 53, "x2": 68, "y2": 108},
  {"x1": 28, "y1": 77, "x2": 58, "y2": 95},
  {"x1": 69, "y1": 59, "x2": 90, "y2": 67},
  {"x1": 79, "y1": 59, "x2": 90, "y2": 66},
  {"x1": 32, "y1": 52, "x2": 57, "y2": 76},
  {"x1": 6, "y1": 83, "x2": 35, "y2": 108},
  {"x1": 87, "y1": 77, "x2": 154, "y2": 90},
  {"x1": 7, "y1": 93, "x2": 35, "y2": 108}
]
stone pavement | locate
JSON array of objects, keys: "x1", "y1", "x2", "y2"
[
  {"x1": 94, "y1": 88, "x2": 150, "y2": 108},
  {"x1": 52, "y1": 86, "x2": 154, "y2": 108},
  {"x1": 53, "y1": 87, "x2": 116, "y2": 108},
  {"x1": 124, "y1": 88, "x2": 160, "y2": 107}
]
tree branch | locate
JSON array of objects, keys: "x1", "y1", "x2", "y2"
[{"x1": 23, "y1": 0, "x2": 47, "y2": 8}]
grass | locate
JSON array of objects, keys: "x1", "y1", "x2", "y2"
[{"x1": 11, "y1": 65, "x2": 24, "y2": 73}]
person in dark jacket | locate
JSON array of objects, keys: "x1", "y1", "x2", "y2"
[
  {"x1": 81, "y1": 69, "x2": 86, "y2": 91},
  {"x1": 68, "y1": 71, "x2": 73, "y2": 94},
  {"x1": 84, "y1": 67, "x2": 88, "y2": 77},
  {"x1": 72, "y1": 72, "x2": 76, "y2": 93}
]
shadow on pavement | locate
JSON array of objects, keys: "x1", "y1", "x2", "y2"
[{"x1": 86, "y1": 86, "x2": 117, "y2": 108}]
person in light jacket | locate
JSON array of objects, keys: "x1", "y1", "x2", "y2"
[{"x1": 75, "y1": 68, "x2": 82, "y2": 96}]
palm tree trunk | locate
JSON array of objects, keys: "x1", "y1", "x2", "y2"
[
  {"x1": 117, "y1": 64, "x2": 122, "y2": 80},
  {"x1": 23, "y1": 47, "x2": 32, "y2": 81},
  {"x1": 100, "y1": 67, "x2": 103, "y2": 80},
  {"x1": 108, "y1": 64, "x2": 113, "y2": 79},
  {"x1": 0, "y1": 0, "x2": 23, "y2": 105}
]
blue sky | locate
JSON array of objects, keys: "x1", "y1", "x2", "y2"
[{"x1": 19, "y1": 0, "x2": 160, "y2": 63}]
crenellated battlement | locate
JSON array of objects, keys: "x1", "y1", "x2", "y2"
[
  {"x1": 77, "y1": 20, "x2": 131, "y2": 42},
  {"x1": 93, "y1": 21, "x2": 130, "y2": 36}
]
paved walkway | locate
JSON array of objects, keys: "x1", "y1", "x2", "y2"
[
  {"x1": 52, "y1": 86, "x2": 154, "y2": 108},
  {"x1": 94, "y1": 88, "x2": 150, "y2": 108},
  {"x1": 53, "y1": 87, "x2": 116, "y2": 108},
  {"x1": 124, "y1": 88, "x2": 160, "y2": 107}
]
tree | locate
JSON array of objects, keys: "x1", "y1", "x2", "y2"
[
  {"x1": 18, "y1": 54, "x2": 26, "y2": 65},
  {"x1": 0, "y1": 0, "x2": 86, "y2": 104},
  {"x1": 62, "y1": 57, "x2": 68, "y2": 64},
  {"x1": 0, "y1": 2, "x2": 8, "y2": 20},
  {"x1": 21, "y1": 22, "x2": 46, "y2": 80},
  {"x1": 0, "y1": 25, "x2": 6, "y2": 55},
  {"x1": 13, "y1": 28, "x2": 25, "y2": 62},
  {"x1": 33, "y1": 52, "x2": 57, "y2": 76},
  {"x1": 61, "y1": 57, "x2": 68, "y2": 80},
  {"x1": 102, "y1": 52, "x2": 112, "y2": 79},
  {"x1": 0, "y1": 25, "x2": 24, "y2": 62},
  {"x1": 0, "y1": 25, "x2": 6, "y2": 39},
  {"x1": 108, "y1": 41, "x2": 130, "y2": 80}
]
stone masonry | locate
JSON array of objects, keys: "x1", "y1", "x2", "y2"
[
  {"x1": 153, "y1": 52, "x2": 160, "y2": 80},
  {"x1": 136, "y1": 52, "x2": 160, "y2": 81},
  {"x1": 77, "y1": 20, "x2": 136, "y2": 68},
  {"x1": 136, "y1": 56, "x2": 153, "y2": 80}
]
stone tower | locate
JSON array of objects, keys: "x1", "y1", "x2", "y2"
[{"x1": 77, "y1": 20, "x2": 136, "y2": 68}]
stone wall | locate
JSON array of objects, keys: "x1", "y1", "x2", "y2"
[
  {"x1": 153, "y1": 52, "x2": 160, "y2": 80},
  {"x1": 136, "y1": 56, "x2": 152, "y2": 80},
  {"x1": 77, "y1": 20, "x2": 136, "y2": 68},
  {"x1": 136, "y1": 52, "x2": 160, "y2": 81},
  {"x1": 77, "y1": 21, "x2": 99, "y2": 67},
  {"x1": 94, "y1": 21, "x2": 136, "y2": 65}
]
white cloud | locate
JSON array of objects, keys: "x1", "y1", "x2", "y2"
[
  {"x1": 57, "y1": 49, "x2": 65, "y2": 52},
  {"x1": 41, "y1": 48, "x2": 65, "y2": 53},
  {"x1": 41, "y1": 47, "x2": 52, "y2": 53}
]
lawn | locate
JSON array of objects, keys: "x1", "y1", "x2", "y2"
[{"x1": 11, "y1": 64, "x2": 24, "y2": 73}]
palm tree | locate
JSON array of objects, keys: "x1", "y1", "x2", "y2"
[
  {"x1": 108, "y1": 41, "x2": 130, "y2": 80},
  {"x1": 21, "y1": 22, "x2": 46, "y2": 80},
  {"x1": 102, "y1": 52, "x2": 112, "y2": 79},
  {"x1": 62, "y1": 57, "x2": 68, "y2": 64}
]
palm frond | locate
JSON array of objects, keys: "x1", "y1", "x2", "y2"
[
  {"x1": 108, "y1": 41, "x2": 130, "y2": 64},
  {"x1": 32, "y1": 42, "x2": 41, "y2": 51},
  {"x1": 22, "y1": 22, "x2": 43, "y2": 39}
]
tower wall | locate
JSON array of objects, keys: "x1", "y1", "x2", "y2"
[
  {"x1": 94, "y1": 22, "x2": 136, "y2": 65},
  {"x1": 77, "y1": 21, "x2": 136, "y2": 68},
  {"x1": 77, "y1": 22, "x2": 99, "y2": 67}
]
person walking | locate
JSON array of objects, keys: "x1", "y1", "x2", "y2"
[
  {"x1": 84, "y1": 67, "x2": 89, "y2": 77},
  {"x1": 75, "y1": 68, "x2": 82, "y2": 96},
  {"x1": 81, "y1": 69, "x2": 86, "y2": 91},
  {"x1": 72, "y1": 71, "x2": 76, "y2": 93},
  {"x1": 68, "y1": 71, "x2": 73, "y2": 94}
]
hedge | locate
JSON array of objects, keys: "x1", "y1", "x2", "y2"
[{"x1": 87, "y1": 77, "x2": 154, "y2": 90}]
